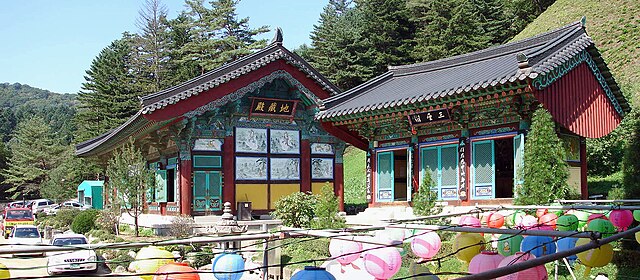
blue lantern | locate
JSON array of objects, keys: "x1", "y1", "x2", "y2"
[
  {"x1": 520, "y1": 236, "x2": 556, "y2": 258},
  {"x1": 291, "y1": 266, "x2": 336, "y2": 280},
  {"x1": 556, "y1": 237, "x2": 578, "y2": 262},
  {"x1": 212, "y1": 252, "x2": 245, "y2": 280}
]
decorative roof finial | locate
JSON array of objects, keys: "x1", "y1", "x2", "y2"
[
  {"x1": 581, "y1": 16, "x2": 586, "y2": 27},
  {"x1": 271, "y1": 27, "x2": 283, "y2": 45}
]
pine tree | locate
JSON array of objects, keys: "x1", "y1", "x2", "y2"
[
  {"x1": 75, "y1": 35, "x2": 140, "y2": 142},
  {"x1": 622, "y1": 110, "x2": 640, "y2": 199},
  {"x1": 515, "y1": 106, "x2": 570, "y2": 205},
  {"x1": 165, "y1": 14, "x2": 200, "y2": 85},
  {"x1": 133, "y1": 0, "x2": 173, "y2": 93},
  {"x1": 1, "y1": 116, "x2": 65, "y2": 198}
]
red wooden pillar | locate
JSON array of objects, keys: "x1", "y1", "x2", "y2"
[
  {"x1": 222, "y1": 135, "x2": 236, "y2": 211},
  {"x1": 179, "y1": 158, "x2": 192, "y2": 216},
  {"x1": 580, "y1": 138, "x2": 588, "y2": 199},
  {"x1": 369, "y1": 150, "x2": 376, "y2": 208},
  {"x1": 300, "y1": 140, "x2": 311, "y2": 193},
  {"x1": 412, "y1": 144, "x2": 420, "y2": 194},
  {"x1": 462, "y1": 138, "x2": 471, "y2": 205},
  {"x1": 334, "y1": 162, "x2": 344, "y2": 212}
]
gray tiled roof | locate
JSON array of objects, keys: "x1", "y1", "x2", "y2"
[
  {"x1": 318, "y1": 20, "x2": 629, "y2": 120},
  {"x1": 140, "y1": 41, "x2": 340, "y2": 114}
]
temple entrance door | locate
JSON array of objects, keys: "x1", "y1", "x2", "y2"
[
  {"x1": 420, "y1": 144, "x2": 459, "y2": 200},
  {"x1": 193, "y1": 171, "x2": 222, "y2": 213},
  {"x1": 376, "y1": 151, "x2": 394, "y2": 202},
  {"x1": 513, "y1": 134, "x2": 525, "y2": 197},
  {"x1": 472, "y1": 140, "x2": 495, "y2": 199}
]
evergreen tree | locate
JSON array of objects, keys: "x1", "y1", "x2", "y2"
[
  {"x1": 106, "y1": 139, "x2": 153, "y2": 237},
  {"x1": 165, "y1": 13, "x2": 201, "y2": 85},
  {"x1": 41, "y1": 145, "x2": 101, "y2": 203},
  {"x1": 75, "y1": 35, "x2": 140, "y2": 142},
  {"x1": 0, "y1": 141, "x2": 10, "y2": 200},
  {"x1": 1, "y1": 116, "x2": 65, "y2": 198},
  {"x1": 179, "y1": 0, "x2": 268, "y2": 75},
  {"x1": 515, "y1": 106, "x2": 569, "y2": 205},
  {"x1": 133, "y1": 0, "x2": 173, "y2": 93},
  {"x1": 622, "y1": 110, "x2": 640, "y2": 199}
]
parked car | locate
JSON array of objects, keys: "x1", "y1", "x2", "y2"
[
  {"x1": 30, "y1": 199, "x2": 56, "y2": 214},
  {"x1": 9, "y1": 225, "x2": 44, "y2": 257},
  {"x1": 2, "y1": 208, "x2": 35, "y2": 238},
  {"x1": 47, "y1": 234, "x2": 97, "y2": 275},
  {"x1": 43, "y1": 201, "x2": 92, "y2": 216},
  {"x1": 4, "y1": 201, "x2": 29, "y2": 210}
]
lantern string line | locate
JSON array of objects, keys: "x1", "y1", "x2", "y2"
[{"x1": 0, "y1": 207, "x2": 632, "y2": 279}]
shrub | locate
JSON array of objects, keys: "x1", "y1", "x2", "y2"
[
  {"x1": 95, "y1": 208, "x2": 120, "y2": 234},
  {"x1": 272, "y1": 192, "x2": 317, "y2": 228},
  {"x1": 169, "y1": 214, "x2": 195, "y2": 238},
  {"x1": 623, "y1": 110, "x2": 640, "y2": 199},
  {"x1": 311, "y1": 184, "x2": 345, "y2": 229},
  {"x1": 55, "y1": 209, "x2": 82, "y2": 230},
  {"x1": 515, "y1": 106, "x2": 569, "y2": 205},
  {"x1": 412, "y1": 172, "x2": 441, "y2": 217},
  {"x1": 71, "y1": 209, "x2": 99, "y2": 234}
]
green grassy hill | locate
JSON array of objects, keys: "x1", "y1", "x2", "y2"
[{"x1": 512, "y1": 0, "x2": 640, "y2": 105}]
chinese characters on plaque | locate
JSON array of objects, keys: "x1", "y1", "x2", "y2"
[
  {"x1": 250, "y1": 98, "x2": 298, "y2": 119},
  {"x1": 407, "y1": 108, "x2": 450, "y2": 126}
]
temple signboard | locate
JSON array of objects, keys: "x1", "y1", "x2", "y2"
[
  {"x1": 408, "y1": 108, "x2": 450, "y2": 126},
  {"x1": 249, "y1": 97, "x2": 298, "y2": 119}
]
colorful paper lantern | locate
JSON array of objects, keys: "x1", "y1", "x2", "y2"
[
  {"x1": 363, "y1": 247, "x2": 402, "y2": 280},
  {"x1": 0, "y1": 262, "x2": 9, "y2": 279},
  {"x1": 376, "y1": 229, "x2": 405, "y2": 245},
  {"x1": 556, "y1": 237, "x2": 578, "y2": 262},
  {"x1": 576, "y1": 238, "x2": 613, "y2": 277},
  {"x1": 291, "y1": 266, "x2": 336, "y2": 280},
  {"x1": 410, "y1": 231, "x2": 442, "y2": 261},
  {"x1": 212, "y1": 252, "x2": 245, "y2": 280},
  {"x1": 520, "y1": 236, "x2": 556, "y2": 258},
  {"x1": 497, "y1": 234, "x2": 523, "y2": 257},
  {"x1": 518, "y1": 215, "x2": 538, "y2": 229},
  {"x1": 538, "y1": 213, "x2": 557, "y2": 229},
  {"x1": 458, "y1": 216, "x2": 481, "y2": 228},
  {"x1": 634, "y1": 210, "x2": 640, "y2": 222},
  {"x1": 587, "y1": 214, "x2": 608, "y2": 225},
  {"x1": 536, "y1": 209, "x2": 548, "y2": 218},
  {"x1": 453, "y1": 233, "x2": 484, "y2": 263},
  {"x1": 509, "y1": 211, "x2": 526, "y2": 227},
  {"x1": 636, "y1": 231, "x2": 640, "y2": 245},
  {"x1": 496, "y1": 252, "x2": 547, "y2": 280},
  {"x1": 153, "y1": 262, "x2": 199, "y2": 280},
  {"x1": 487, "y1": 213, "x2": 505, "y2": 229},
  {"x1": 609, "y1": 210, "x2": 634, "y2": 231},
  {"x1": 132, "y1": 246, "x2": 175, "y2": 280},
  {"x1": 329, "y1": 239, "x2": 362, "y2": 266},
  {"x1": 587, "y1": 219, "x2": 616, "y2": 238},
  {"x1": 556, "y1": 214, "x2": 579, "y2": 231},
  {"x1": 469, "y1": 251, "x2": 505, "y2": 274},
  {"x1": 567, "y1": 210, "x2": 589, "y2": 229},
  {"x1": 322, "y1": 258, "x2": 374, "y2": 280},
  {"x1": 408, "y1": 262, "x2": 440, "y2": 280}
]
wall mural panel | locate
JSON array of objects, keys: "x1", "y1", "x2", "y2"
[
  {"x1": 312, "y1": 158, "x2": 334, "y2": 179},
  {"x1": 193, "y1": 139, "x2": 223, "y2": 151},
  {"x1": 270, "y1": 129, "x2": 300, "y2": 154},
  {"x1": 270, "y1": 158, "x2": 300, "y2": 180},
  {"x1": 236, "y1": 157, "x2": 268, "y2": 180},
  {"x1": 235, "y1": 128, "x2": 267, "y2": 153},
  {"x1": 311, "y1": 143, "x2": 333, "y2": 155}
]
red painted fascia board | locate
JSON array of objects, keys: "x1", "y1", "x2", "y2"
[{"x1": 320, "y1": 122, "x2": 368, "y2": 150}]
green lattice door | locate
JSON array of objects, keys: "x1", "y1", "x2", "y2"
[
  {"x1": 472, "y1": 140, "x2": 495, "y2": 199},
  {"x1": 376, "y1": 151, "x2": 394, "y2": 202},
  {"x1": 193, "y1": 171, "x2": 222, "y2": 212},
  {"x1": 420, "y1": 144, "x2": 459, "y2": 200},
  {"x1": 513, "y1": 134, "x2": 525, "y2": 196}
]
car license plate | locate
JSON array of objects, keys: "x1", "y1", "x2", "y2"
[{"x1": 70, "y1": 263, "x2": 80, "y2": 269}]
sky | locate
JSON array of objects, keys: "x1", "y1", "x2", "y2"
[{"x1": 0, "y1": 0, "x2": 328, "y2": 94}]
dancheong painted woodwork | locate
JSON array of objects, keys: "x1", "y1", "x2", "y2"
[{"x1": 318, "y1": 19, "x2": 629, "y2": 207}]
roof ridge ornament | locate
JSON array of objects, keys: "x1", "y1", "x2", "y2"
[
  {"x1": 271, "y1": 27, "x2": 283, "y2": 45},
  {"x1": 516, "y1": 53, "x2": 530, "y2": 70},
  {"x1": 581, "y1": 16, "x2": 587, "y2": 27}
]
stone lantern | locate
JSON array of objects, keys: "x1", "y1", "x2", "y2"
[{"x1": 214, "y1": 202, "x2": 248, "y2": 250}]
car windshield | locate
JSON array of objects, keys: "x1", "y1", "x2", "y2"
[
  {"x1": 6, "y1": 210, "x2": 33, "y2": 219},
  {"x1": 14, "y1": 228, "x2": 39, "y2": 238},
  {"x1": 53, "y1": 238, "x2": 87, "y2": 246}
]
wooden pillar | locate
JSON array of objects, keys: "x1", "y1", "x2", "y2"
[
  {"x1": 412, "y1": 143, "x2": 420, "y2": 194},
  {"x1": 222, "y1": 135, "x2": 236, "y2": 212},
  {"x1": 300, "y1": 140, "x2": 311, "y2": 193},
  {"x1": 580, "y1": 138, "x2": 588, "y2": 199},
  {"x1": 179, "y1": 158, "x2": 192, "y2": 216},
  {"x1": 462, "y1": 137, "x2": 471, "y2": 205},
  {"x1": 369, "y1": 150, "x2": 377, "y2": 208},
  {"x1": 334, "y1": 163, "x2": 344, "y2": 212}
]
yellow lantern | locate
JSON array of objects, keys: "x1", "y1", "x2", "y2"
[
  {"x1": 0, "y1": 262, "x2": 9, "y2": 279},
  {"x1": 575, "y1": 238, "x2": 613, "y2": 277},
  {"x1": 453, "y1": 233, "x2": 484, "y2": 263},
  {"x1": 636, "y1": 231, "x2": 640, "y2": 245},
  {"x1": 132, "y1": 246, "x2": 175, "y2": 280}
]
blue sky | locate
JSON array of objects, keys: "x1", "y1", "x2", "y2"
[{"x1": 0, "y1": 0, "x2": 328, "y2": 94}]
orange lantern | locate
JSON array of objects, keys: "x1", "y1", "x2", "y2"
[
  {"x1": 539, "y1": 213, "x2": 558, "y2": 229},
  {"x1": 487, "y1": 213, "x2": 505, "y2": 229},
  {"x1": 154, "y1": 262, "x2": 200, "y2": 280}
]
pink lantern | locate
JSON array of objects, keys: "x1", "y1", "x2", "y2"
[
  {"x1": 536, "y1": 209, "x2": 548, "y2": 218},
  {"x1": 587, "y1": 214, "x2": 608, "y2": 225},
  {"x1": 496, "y1": 252, "x2": 548, "y2": 280},
  {"x1": 609, "y1": 210, "x2": 634, "y2": 231},
  {"x1": 458, "y1": 216, "x2": 481, "y2": 228},
  {"x1": 410, "y1": 232, "x2": 442, "y2": 261},
  {"x1": 518, "y1": 215, "x2": 538, "y2": 229},
  {"x1": 469, "y1": 251, "x2": 505, "y2": 274},
  {"x1": 329, "y1": 238, "x2": 362, "y2": 266},
  {"x1": 363, "y1": 247, "x2": 402, "y2": 280},
  {"x1": 538, "y1": 213, "x2": 558, "y2": 229}
]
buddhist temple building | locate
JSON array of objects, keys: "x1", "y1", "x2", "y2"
[
  {"x1": 317, "y1": 19, "x2": 630, "y2": 207},
  {"x1": 76, "y1": 29, "x2": 347, "y2": 216}
]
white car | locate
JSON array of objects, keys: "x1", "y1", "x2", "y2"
[
  {"x1": 43, "y1": 201, "x2": 92, "y2": 215},
  {"x1": 47, "y1": 234, "x2": 97, "y2": 275},
  {"x1": 9, "y1": 225, "x2": 44, "y2": 257},
  {"x1": 30, "y1": 199, "x2": 55, "y2": 214}
]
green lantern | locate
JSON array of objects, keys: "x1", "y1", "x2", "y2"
[
  {"x1": 633, "y1": 210, "x2": 640, "y2": 222},
  {"x1": 549, "y1": 203, "x2": 564, "y2": 217},
  {"x1": 497, "y1": 234, "x2": 523, "y2": 257},
  {"x1": 568, "y1": 210, "x2": 589, "y2": 230},
  {"x1": 557, "y1": 215, "x2": 579, "y2": 231},
  {"x1": 587, "y1": 219, "x2": 616, "y2": 238},
  {"x1": 507, "y1": 211, "x2": 525, "y2": 227}
]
